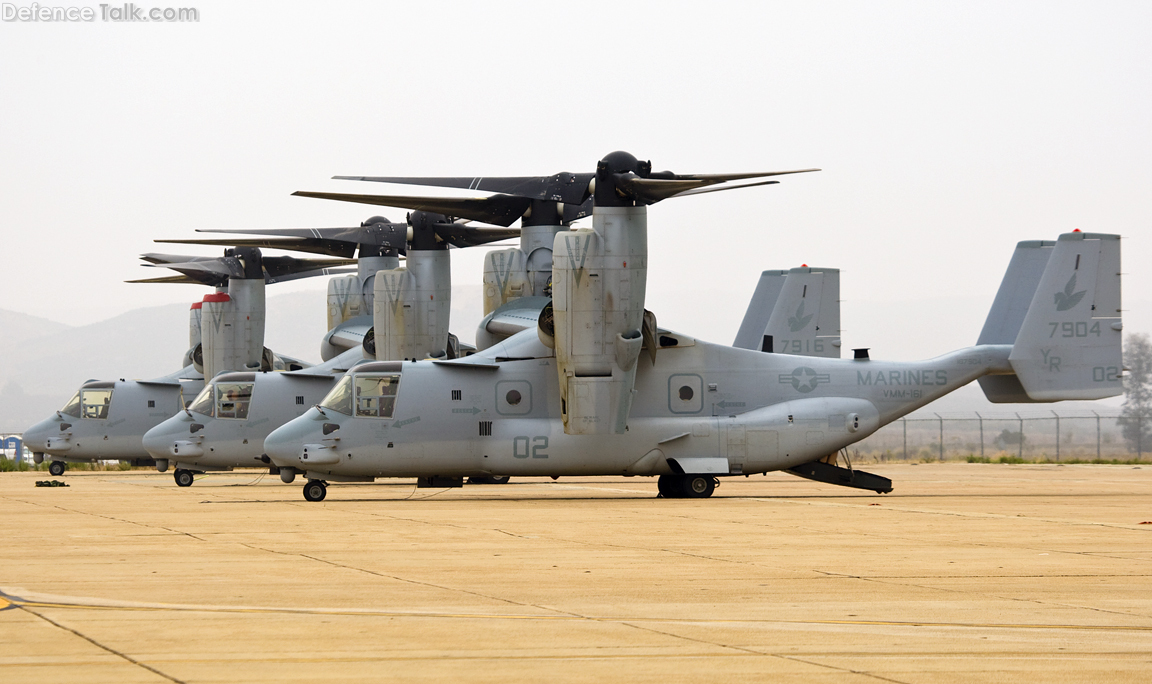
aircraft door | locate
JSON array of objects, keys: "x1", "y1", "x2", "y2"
[
  {"x1": 726, "y1": 425, "x2": 745, "y2": 473},
  {"x1": 746, "y1": 429, "x2": 779, "y2": 471}
]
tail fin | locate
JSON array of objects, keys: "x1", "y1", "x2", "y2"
[
  {"x1": 1007, "y1": 232, "x2": 1122, "y2": 401},
  {"x1": 764, "y1": 266, "x2": 841, "y2": 358},
  {"x1": 977, "y1": 240, "x2": 1055, "y2": 402},
  {"x1": 733, "y1": 270, "x2": 788, "y2": 349}
]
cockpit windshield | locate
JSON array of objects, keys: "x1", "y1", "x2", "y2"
[
  {"x1": 80, "y1": 389, "x2": 113, "y2": 420},
  {"x1": 59, "y1": 391, "x2": 82, "y2": 418},
  {"x1": 187, "y1": 385, "x2": 215, "y2": 417},
  {"x1": 215, "y1": 382, "x2": 254, "y2": 420},
  {"x1": 354, "y1": 374, "x2": 401, "y2": 418},
  {"x1": 319, "y1": 376, "x2": 353, "y2": 415}
]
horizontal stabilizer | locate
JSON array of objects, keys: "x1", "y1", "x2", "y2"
[{"x1": 977, "y1": 240, "x2": 1055, "y2": 402}]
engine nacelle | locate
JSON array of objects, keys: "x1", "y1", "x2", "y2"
[
  {"x1": 327, "y1": 274, "x2": 367, "y2": 331},
  {"x1": 200, "y1": 278, "x2": 266, "y2": 379},
  {"x1": 327, "y1": 255, "x2": 400, "y2": 332},
  {"x1": 483, "y1": 248, "x2": 532, "y2": 316},
  {"x1": 372, "y1": 250, "x2": 451, "y2": 361},
  {"x1": 551, "y1": 206, "x2": 647, "y2": 435}
]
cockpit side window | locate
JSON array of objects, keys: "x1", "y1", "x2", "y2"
[
  {"x1": 215, "y1": 383, "x2": 254, "y2": 420},
  {"x1": 320, "y1": 376, "x2": 353, "y2": 415},
  {"x1": 354, "y1": 374, "x2": 400, "y2": 418},
  {"x1": 80, "y1": 389, "x2": 113, "y2": 420},
  {"x1": 187, "y1": 385, "x2": 214, "y2": 417},
  {"x1": 60, "y1": 391, "x2": 82, "y2": 418}
]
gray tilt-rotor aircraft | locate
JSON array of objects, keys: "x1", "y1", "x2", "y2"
[{"x1": 264, "y1": 152, "x2": 1121, "y2": 502}]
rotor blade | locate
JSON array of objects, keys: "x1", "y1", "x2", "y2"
[
  {"x1": 155, "y1": 237, "x2": 358, "y2": 259},
  {"x1": 621, "y1": 169, "x2": 820, "y2": 204},
  {"x1": 662, "y1": 168, "x2": 820, "y2": 182},
  {"x1": 563, "y1": 196, "x2": 594, "y2": 223},
  {"x1": 125, "y1": 274, "x2": 205, "y2": 285},
  {"x1": 265, "y1": 266, "x2": 357, "y2": 284},
  {"x1": 333, "y1": 172, "x2": 595, "y2": 205},
  {"x1": 431, "y1": 224, "x2": 522, "y2": 248},
  {"x1": 670, "y1": 179, "x2": 780, "y2": 198},
  {"x1": 260, "y1": 256, "x2": 358, "y2": 280},
  {"x1": 138, "y1": 253, "x2": 221, "y2": 265},
  {"x1": 292, "y1": 191, "x2": 532, "y2": 227},
  {"x1": 142, "y1": 259, "x2": 243, "y2": 278}
]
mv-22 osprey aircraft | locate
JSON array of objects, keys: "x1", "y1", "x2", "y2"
[{"x1": 264, "y1": 152, "x2": 1122, "y2": 501}]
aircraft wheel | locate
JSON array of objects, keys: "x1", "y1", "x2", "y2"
[
  {"x1": 48, "y1": 461, "x2": 66, "y2": 476},
  {"x1": 303, "y1": 480, "x2": 327, "y2": 502},
  {"x1": 657, "y1": 474, "x2": 680, "y2": 498},
  {"x1": 174, "y1": 469, "x2": 195, "y2": 487},
  {"x1": 682, "y1": 475, "x2": 716, "y2": 499}
]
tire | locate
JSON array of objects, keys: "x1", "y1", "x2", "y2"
[
  {"x1": 48, "y1": 461, "x2": 66, "y2": 476},
  {"x1": 657, "y1": 474, "x2": 680, "y2": 498},
  {"x1": 682, "y1": 475, "x2": 716, "y2": 498},
  {"x1": 303, "y1": 480, "x2": 327, "y2": 502},
  {"x1": 174, "y1": 469, "x2": 194, "y2": 487}
]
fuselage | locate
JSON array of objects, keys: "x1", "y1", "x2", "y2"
[
  {"x1": 143, "y1": 370, "x2": 337, "y2": 472},
  {"x1": 265, "y1": 329, "x2": 1012, "y2": 481},
  {"x1": 23, "y1": 377, "x2": 199, "y2": 463}
]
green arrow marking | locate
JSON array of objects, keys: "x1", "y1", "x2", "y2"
[
  {"x1": 451, "y1": 407, "x2": 481, "y2": 415},
  {"x1": 393, "y1": 416, "x2": 421, "y2": 428}
]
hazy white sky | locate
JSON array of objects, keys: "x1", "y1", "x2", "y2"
[{"x1": 1, "y1": 1, "x2": 1148, "y2": 360}]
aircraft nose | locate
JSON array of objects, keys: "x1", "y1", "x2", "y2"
[
  {"x1": 142, "y1": 421, "x2": 177, "y2": 460},
  {"x1": 264, "y1": 422, "x2": 306, "y2": 467},
  {"x1": 21, "y1": 417, "x2": 57, "y2": 451}
]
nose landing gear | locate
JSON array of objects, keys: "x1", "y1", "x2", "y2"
[
  {"x1": 48, "y1": 461, "x2": 66, "y2": 477},
  {"x1": 303, "y1": 479, "x2": 327, "y2": 502},
  {"x1": 173, "y1": 469, "x2": 196, "y2": 487}
]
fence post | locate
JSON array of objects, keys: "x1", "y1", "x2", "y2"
[
  {"x1": 1016, "y1": 412, "x2": 1024, "y2": 460},
  {"x1": 935, "y1": 413, "x2": 944, "y2": 461},
  {"x1": 902, "y1": 418, "x2": 907, "y2": 460},
  {"x1": 976, "y1": 412, "x2": 984, "y2": 458},
  {"x1": 1093, "y1": 411, "x2": 1100, "y2": 459},
  {"x1": 1051, "y1": 410, "x2": 1060, "y2": 461}
]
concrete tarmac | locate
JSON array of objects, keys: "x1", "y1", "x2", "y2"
[{"x1": 1, "y1": 463, "x2": 1150, "y2": 683}]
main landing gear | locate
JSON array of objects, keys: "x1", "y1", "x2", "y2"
[
  {"x1": 173, "y1": 469, "x2": 196, "y2": 487},
  {"x1": 467, "y1": 475, "x2": 511, "y2": 485},
  {"x1": 657, "y1": 474, "x2": 717, "y2": 499},
  {"x1": 303, "y1": 479, "x2": 327, "y2": 502},
  {"x1": 48, "y1": 461, "x2": 66, "y2": 477}
]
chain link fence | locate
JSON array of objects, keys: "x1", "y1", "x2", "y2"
[{"x1": 851, "y1": 411, "x2": 1144, "y2": 462}]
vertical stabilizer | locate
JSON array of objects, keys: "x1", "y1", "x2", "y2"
[
  {"x1": 977, "y1": 240, "x2": 1055, "y2": 402},
  {"x1": 732, "y1": 270, "x2": 787, "y2": 350},
  {"x1": 1008, "y1": 232, "x2": 1122, "y2": 401}
]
